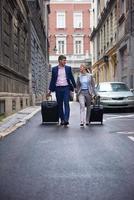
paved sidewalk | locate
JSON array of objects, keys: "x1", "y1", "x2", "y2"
[{"x1": 0, "y1": 106, "x2": 41, "y2": 139}]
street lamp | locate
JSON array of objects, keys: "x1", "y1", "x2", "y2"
[
  {"x1": 103, "y1": 55, "x2": 109, "y2": 63},
  {"x1": 53, "y1": 45, "x2": 57, "y2": 53}
]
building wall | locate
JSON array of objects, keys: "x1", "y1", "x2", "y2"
[
  {"x1": 30, "y1": 23, "x2": 47, "y2": 104},
  {"x1": 90, "y1": 0, "x2": 117, "y2": 84},
  {"x1": 116, "y1": 0, "x2": 134, "y2": 88},
  {"x1": 91, "y1": 0, "x2": 134, "y2": 89},
  {"x1": 43, "y1": 0, "x2": 50, "y2": 70},
  {"x1": 27, "y1": 0, "x2": 50, "y2": 104},
  {"x1": 0, "y1": 0, "x2": 30, "y2": 116},
  {"x1": 49, "y1": 0, "x2": 91, "y2": 79},
  {"x1": 0, "y1": 0, "x2": 50, "y2": 117}
]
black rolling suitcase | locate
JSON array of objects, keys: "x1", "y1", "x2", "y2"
[
  {"x1": 89, "y1": 97, "x2": 103, "y2": 124},
  {"x1": 41, "y1": 97, "x2": 59, "y2": 124}
]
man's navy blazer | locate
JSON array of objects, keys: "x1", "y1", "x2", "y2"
[{"x1": 49, "y1": 65, "x2": 76, "y2": 92}]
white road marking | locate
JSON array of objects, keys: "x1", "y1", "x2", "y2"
[
  {"x1": 114, "y1": 131, "x2": 134, "y2": 142},
  {"x1": 116, "y1": 131, "x2": 134, "y2": 134},
  {"x1": 104, "y1": 114, "x2": 134, "y2": 121},
  {"x1": 128, "y1": 136, "x2": 134, "y2": 142},
  {"x1": 105, "y1": 114, "x2": 118, "y2": 117},
  {"x1": 104, "y1": 114, "x2": 134, "y2": 142}
]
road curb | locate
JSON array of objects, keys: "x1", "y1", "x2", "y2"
[{"x1": 0, "y1": 107, "x2": 41, "y2": 139}]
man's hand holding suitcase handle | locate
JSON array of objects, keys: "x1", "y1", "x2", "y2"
[{"x1": 46, "y1": 90, "x2": 52, "y2": 100}]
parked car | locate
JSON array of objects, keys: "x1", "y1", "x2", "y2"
[{"x1": 95, "y1": 82, "x2": 134, "y2": 109}]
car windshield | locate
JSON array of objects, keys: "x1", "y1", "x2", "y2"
[{"x1": 97, "y1": 83, "x2": 130, "y2": 92}]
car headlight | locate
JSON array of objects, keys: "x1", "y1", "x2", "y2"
[{"x1": 128, "y1": 96, "x2": 134, "y2": 100}]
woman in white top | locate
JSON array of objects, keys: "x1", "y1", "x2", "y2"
[{"x1": 76, "y1": 64, "x2": 97, "y2": 127}]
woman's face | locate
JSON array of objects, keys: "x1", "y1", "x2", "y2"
[{"x1": 80, "y1": 65, "x2": 86, "y2": 73}]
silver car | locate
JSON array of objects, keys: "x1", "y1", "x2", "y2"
[{"x1": 96, "y1": 82, "x2": 134, "y2": 109}]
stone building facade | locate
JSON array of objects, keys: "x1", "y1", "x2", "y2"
[
  {"x1": 27, "y1": 0, "x2": 50, "y2": 104},
  {"x1": 116, "y1": 0, "x2": 134, "y2": 88},
  {"x1": 90, "y1": 0, "x2": 134, "y2": 89},
  {"x1": 90, "y1": 0, "x2": 118, "y2": 84},
  {"x1": 0, "y1": 0, "x2": 30, "y2": 117},
  {"x1": 0, "y1": 0, "x2": 50, "y2": 117}
]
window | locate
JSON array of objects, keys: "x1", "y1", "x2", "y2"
[
  {"x1": 73, "y1": 12, "x2": 83, "y2": 28},
  {"x1": 12, "y1": 100, "x2": 16, "y2": 111},
  {"x1": 0, "y1": 100, "x2": 5, "y2": 115},
  {"x1": 97, "y1": 83, "x2": 129, "y2": 92},
  {"x1": 58, "y1": 40, "x2": 65, "y2": 54},
  {"x1": 120, "y1": 0, "x2": 125, "y2": 15},
  {"x1": 75, "y1": 41, "x2": 81, "y2": 54},
  {"x1": 110, "y1": 13, "x2": 113, "y2": 40},
  {"x1": 57, "y1": 12, "x2": 66, "y2": 28},
  {"x1": 74, "y1": 37, "x2": 83, "y2": 54},
  {"x1": 56, "y1": 36, "x2": 66, "y2": 54},
  {"x1": 107, "y1": 19, "x2": 109, "y2": 47},
  {"x1": 103, "y1": 25, "x2": 106, "y2": 50},
  {"x1": 120, "y1": 47, "x2": 128, "y2": 70},
  {"x1": 26, "y1": 99, "x2": 28, "y2": 106},
  {"x1": 20, "y1": 99, "x2": 23, "y2": 109},
  {"x1": 130, "y1": 75, "x2": 133, "y2": 89},
  {"x1": 2, "y1": 7, "x2": 12, "y2": 67},
  {"x1": 101, "y1": 29, "x2": 103, "y2": 51},
  {"x1": 98, "y1": 0, "x2": 101, "y2": 17}
]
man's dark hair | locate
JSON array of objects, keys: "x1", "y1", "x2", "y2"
[{"x1": 58, "y1": 55, "x2": 66, "y2": 61}]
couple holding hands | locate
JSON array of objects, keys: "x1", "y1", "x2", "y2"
[{"x1": 47, "y1": 55, "x2": 97, "y2": 127}]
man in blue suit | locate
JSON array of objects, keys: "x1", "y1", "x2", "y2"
[{"x1": 47, "y1": 55, "x2": 76, "y2": 126}]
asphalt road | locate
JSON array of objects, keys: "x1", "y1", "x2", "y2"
[{"x1": 0, "y1": 102, "x2": 134, "y2": 200}]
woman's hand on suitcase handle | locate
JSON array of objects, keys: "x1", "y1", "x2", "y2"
[
  {"x1": 93, "y1": 94, "x2": 100, "y2": 100},
  {"x1": 93, "y1": 95, "x2": 97, "y2": 100}
]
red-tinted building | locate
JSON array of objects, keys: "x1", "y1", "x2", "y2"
[{"x1": 49, "y1": 0, "x2": 92, "y2": 77}]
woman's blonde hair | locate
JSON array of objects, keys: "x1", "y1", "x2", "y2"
[{"x1": 80, "y1": 64, "x2": 90, "y2": 73}]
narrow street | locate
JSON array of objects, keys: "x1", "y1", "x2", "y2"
[
  {"x1": 0, "y1": 102, "x2": 134, "y2": 200},
  {"x1": 0, "y1": 0, "x2": 134, "y2": 199}
]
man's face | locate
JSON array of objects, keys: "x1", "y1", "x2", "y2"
[{"x1": 59, "y1": 59, "x2": 66, "y2": 66}]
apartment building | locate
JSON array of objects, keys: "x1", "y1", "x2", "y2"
[
  {"x1": 90, "y1": 0, "x2": 134, "y2": 89},
  {"x1": 49, "y1": 0, "x2": 92, "y2": 78},
  {"x1": 90, "y1": 0, "x2": 118, "y2": 83}
]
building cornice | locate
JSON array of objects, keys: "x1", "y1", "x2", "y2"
[
  {"x1": 116, "y1": 34, "x2": 129, "y2": 49},
  {"x1": 72, "y1": 33, "x2": 84, "y2": 37},
  {"x1": 106, "y1": 44, "x2": 117, "y2": 56},
  {"x1": 55, "y1": 34, "x2": 67, "y2": 37},
  {"x1": 0, "y1": 63, "x2": 29, "y2": 82},
  {"x1": 50, "y1": 0, "x2": 91, "y2": 4}
]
